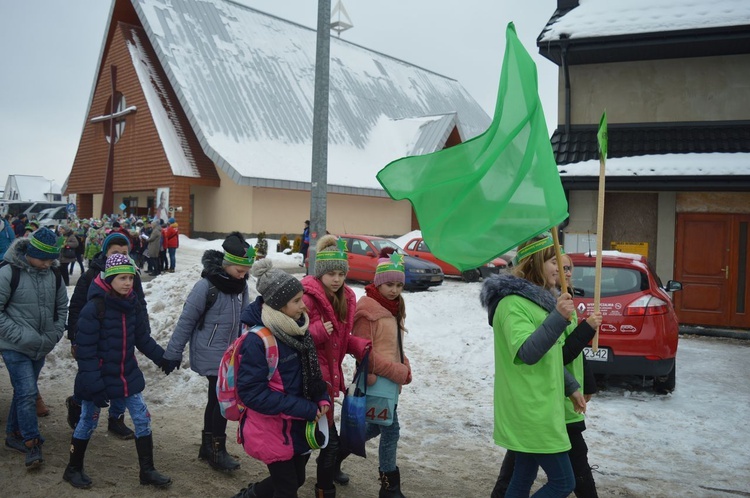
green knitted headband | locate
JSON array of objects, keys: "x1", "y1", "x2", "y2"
[
  {"x1": 514, "y1": 235, "x2": 554, "y2": 264},
  {"x1": 224, "y1": 246, "x2": 256, "y2": 267},
  {"x1": 316, "y1": 237, "x2": 348, "y2": 262},
  {"x1": 376, "y1": 253, "x2": 405, "y2": 274},
  {"x1": 29, "y1": 235, "x2": 60, "y2": 255},
  {"x1": 315, "y1": 250, "x2": 347, "y2": 263},
  {"x1": 104, "y1": 264, "x2": 136, "y2": 279}
]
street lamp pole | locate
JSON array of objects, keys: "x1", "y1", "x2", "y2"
[{"x1": 307, "y1": 0, "x2": 332, "y2": 276}]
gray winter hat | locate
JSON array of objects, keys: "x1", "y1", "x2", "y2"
[
  {"x1": 314, "y1": 234, "x2": 349, "y2": 278},
  {"x1": 252, "y1": 259, "x2": 303, "y2": 310}
]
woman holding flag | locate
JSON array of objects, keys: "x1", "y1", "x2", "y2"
[
  {"x1": 480, "y1": 233, "x2": 585, "y2": 497},
  {"x1": 490, "y1": 251, "x2": 602, "y2": 497}
]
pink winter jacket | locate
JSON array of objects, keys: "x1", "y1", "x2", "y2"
[
  {"x1": 301, "y1": 276, "x2": 370, "y2": 419},
  {"x1": 353, "y1": 296, "x2": 412, "y2": 389}
]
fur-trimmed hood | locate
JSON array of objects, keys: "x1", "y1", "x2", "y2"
[
  {"x1": 200, "y1": 249, "x2": 226, "y2": 277},
  {"x1": 480, "y1": 273, "x2": 556, "y2": 327}
]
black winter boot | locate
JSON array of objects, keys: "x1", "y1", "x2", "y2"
[
  {"x1": 209, "y1": 435, "x2": 241, "y2": 471},
  {"x1": 63, "y1": 438, "x2": 92, "y2": 489},
  {"x1": 108, "y1": 414, "x2": 135, "y2": 440},
  {"x1": 379, "y1": 468, "x2": 406, "y2": 498},
  {"x1": 314, "y1": 484, "x2": 336, "y2": 498},
  {"x1": 231, "y1": 483, "x2": 259, "y2": 498},
  {"x1": 198, "y1": 430, "x2": 212, "y2": 460},
  {"x1": 135, "y1": 435, "x2": 172, "y2": 487},
  {"x1": 333, "y1": 451, "x2": 350, "y2": 485}
]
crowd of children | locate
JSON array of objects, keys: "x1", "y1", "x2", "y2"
[{"x1": 1, "y1": 225, "x2": 602, "y2": 497}]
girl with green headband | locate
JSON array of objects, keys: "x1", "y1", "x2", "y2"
[
  {"x1": 480, "y1": 233, "x2": 590, "y2": 497},
  {"x1": 302, "y1": 234, "x2": 371, "y2": 496},
  {"x1": 66, "y1": 253, "x2": 172, "y2": 489}
]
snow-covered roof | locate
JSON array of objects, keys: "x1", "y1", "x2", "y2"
[
  {"x1": 540, "y1": 0, "x2": 750, "y2": 42},
  {"x1": 129, "y1": 0, "x2": 491, "y2": 192},
  {"x1": 3, "y1": 175, "x2": 61, "y2": 201},
  {"x1": 558, "y1": 152, "x2": 750, "y2": 177}
]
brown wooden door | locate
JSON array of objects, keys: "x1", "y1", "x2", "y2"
[{"x1": 674, "y1": 213, "x2": 750, "y2": 327}]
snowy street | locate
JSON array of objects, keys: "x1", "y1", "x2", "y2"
[{"x1": 2, "y1": 235, "x2": 748, "y2": 496}]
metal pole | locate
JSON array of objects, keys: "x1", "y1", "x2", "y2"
[{"x1": 307, "y1": 0, "x2": 331, "y2": 276}]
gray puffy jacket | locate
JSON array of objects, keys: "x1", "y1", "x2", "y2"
[
  {"x1": 0, "y1": 238, "x2": 68, "y2": 360},
  {"x1": 163, "y1": 250, "x2": 249, "y2": 376}
]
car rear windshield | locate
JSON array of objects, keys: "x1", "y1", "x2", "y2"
[
  {"x1": 370, "y1": 238, "x2": 403, "y2": 254},
  {"x1": 571, "y1": 266, "x2": 648, "y2": 298}
]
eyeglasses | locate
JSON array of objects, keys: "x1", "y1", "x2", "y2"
[{"x1": 563, "y1": 266, "x2": 572, "y2": 272}]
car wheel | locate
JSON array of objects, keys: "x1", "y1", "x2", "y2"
[
  {"x1": 461, "y1": 269, "x2": 481, "y2": 282},
  {"x1": 653, "y1": 360, "x2": 676, "y2": 394}
]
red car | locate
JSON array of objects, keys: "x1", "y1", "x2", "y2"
[
  {"x1": 568, "y1": 251, "x2": 682, "y2": 393},
  {"x1": 402, "y1": 237, "x2": 507, "y2": 282},
  {"x1": 337, "y1": 234, "x2": 444, "y2": 291}
]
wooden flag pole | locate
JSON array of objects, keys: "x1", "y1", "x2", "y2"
[
  {"x1": 592, "y1": 154, "x2": 606, "y2": 352},
  {"x1": 551, "y1": 227, "x2": 567, "y2": 296}
]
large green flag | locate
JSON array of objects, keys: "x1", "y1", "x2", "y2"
[{"x1": 377, "y1": 23, "x2": 568, "y2": 271}]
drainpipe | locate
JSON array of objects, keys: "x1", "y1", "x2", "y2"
[
  {"x1": 559, "y1": 34, "x2": 572, "y2": 244},
  {"x1": 560, "y1": 34, "x2": 571, "y2": 135}
]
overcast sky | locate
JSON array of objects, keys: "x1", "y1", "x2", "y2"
[{"x1": 0, "y1": 0, "x2": 559, "y2": 190}]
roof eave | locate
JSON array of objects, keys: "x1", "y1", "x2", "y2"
[
  {"x1": 561, "y1": 175, "x2": 750, "y2": 192},
  {"x1": 538, "y1": 25, "x2": 750, "y2": 66}
]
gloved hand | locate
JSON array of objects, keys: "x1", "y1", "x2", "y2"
[
  {"x1": 159, "y1": 358, "x2": 180, "y2": 375},
  {"x1": 92, "y1": 392, "x2": 109, "y2": 408}
]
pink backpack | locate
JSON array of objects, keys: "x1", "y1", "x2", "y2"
[{"x1": 217, "y1": 324, "x2": 278, "y2": 421}]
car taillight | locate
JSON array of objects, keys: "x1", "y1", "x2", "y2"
[{"x1": 624, "y1": 295, "x2": 669, "y2": 316}]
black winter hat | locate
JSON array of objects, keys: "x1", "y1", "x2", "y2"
[{"x1": 222, "y1": 231, "x2": 255, "y2": 267}]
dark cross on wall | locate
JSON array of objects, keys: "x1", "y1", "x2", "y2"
[{"x1": 89, "y1": 65, "x2": 137, "y2": 217}]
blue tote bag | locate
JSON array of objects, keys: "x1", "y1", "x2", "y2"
[{"x1": 339, "y1": 352, "x2": 369, "y2": 457}]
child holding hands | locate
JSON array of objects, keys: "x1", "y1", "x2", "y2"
[
  {"x1": 163, "y1": 232, "x2": 253, "y2": 472},
  {"x1": 64, "y1": 253, "x2": 174, "y2": 489}
]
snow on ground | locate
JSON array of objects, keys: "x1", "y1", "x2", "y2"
[{"x1": 44, "y1": 234, "x2": 750, "y2": 496}]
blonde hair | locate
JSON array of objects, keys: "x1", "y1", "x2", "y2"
[{"x1": 512, "y1": 235, "x2": 557, "y2": 289}]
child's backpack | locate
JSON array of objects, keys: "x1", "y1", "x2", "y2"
[
  {"x1": 217, "y1": 324, "x2": 278, "y2": 421},
  {"x1": 0, "y1": 261, "x2": 63, "y2": 321}
]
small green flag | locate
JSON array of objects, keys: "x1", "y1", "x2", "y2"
[
  {"x1": 597, "y1": 111, "x2": 608, "y2": 160},
  {"x1": 376, "y1": 23, "x2": 568, "y2": 271}
]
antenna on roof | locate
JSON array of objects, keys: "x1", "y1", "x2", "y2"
[{"x1": 330, "y1": 0, "x2": 353, "y2": 37}]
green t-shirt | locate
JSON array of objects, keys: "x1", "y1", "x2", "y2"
[
  {"x1": 564, "y1": 310, "x2": 585, "y2": 424},
  {"x1": 492, "y1": 294, "x2": 573, "y2": 454}
]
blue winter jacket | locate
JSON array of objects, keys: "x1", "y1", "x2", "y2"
[
  {"x1": 74, "y1": 275, "x2": 164, "y2": 402},
  {"x1": 164, "y1": 250, "x2": 249, "y2": 376},
  {"x1": 0, "y1": 219, "x2": 15, "y2": 260},
  {"x1": 237, "y1": 298, "x2": 330, "y2": 464}
]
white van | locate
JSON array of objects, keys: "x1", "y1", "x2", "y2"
[
  {"x1": 0, "y1": 201, "x2": 36, "y2": 218},
  {"x1": 24, "y1": 201, "x2": 67, "y2": 220},
  {"x1": 37, "y1": 206, "x2": 71, "y2": 229}
]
